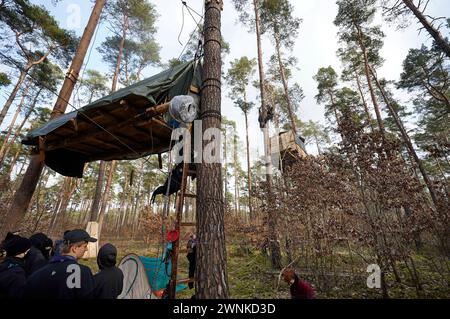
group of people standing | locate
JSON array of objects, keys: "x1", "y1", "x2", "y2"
[{"x1": 0, "y1": 229, "x2": 123, "y2": 299}]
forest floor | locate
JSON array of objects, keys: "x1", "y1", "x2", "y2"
[{"x1": 79, "y1": 239, "x2": 450, "y2": 299}]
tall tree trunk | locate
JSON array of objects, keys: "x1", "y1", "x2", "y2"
[
  {"x1": 313, "y1": 132, "x2": 322, "y2": 155},
  {"x1": 223, "y1": 125, "x2": 228, "y2": 212},
  {"x1": 253, "y1": 0, "x2": 282, "y2": 269},
  {"x1": 243, "y1": 92, "x2": 253, "y2": 216},
  {"x1": 90, "y1": 161, "x2": 106, "y2": 221},
  {"x1": 274, "y1": 30, "x2": 298, "y2": 136},
  {"x1": 98, "y1": 160, "x2": 117, "y2": 237},
  {"x1": 90, "y1": 9, "x2": 126, "y2": 226},
  {"x1": 0, "y1": 70, "x2": 27, "y2": 127},
  {"x1": 369, "y1": 66, "x2": 441, "y2": 210},
  {"x1": 354, "y1": 69, "x2": 375, "y2": 132},
  {"x1": 195, "y1": 0, "x2": 229, "y2": 299},
  {"x1": 131, "y1": 160, "x2": 144, "y2": 236},
  {"x1": 266, "y1": 84, "x2": 284, "y2": 173},
  {"x1": 402, "y1": 0, "x2": 450, "y2": 58},
  {"x1": 7, "y1": 144, "x2": 22, "y2": 178},
  {"x1": 0, "y1": 78, "x2": 32, "y2": 166},
  {"x1": 0, "y1": 88, "x2": 42, "y2": 167},
  {"x1": 49, "y1": 177, "x2": 77, "y2": 232},
  {"x1": 3, "y1": 0, "x2": 106, "y2": 234},
  {"x1": 355, "y1": 24, "x2": 386, "y2": 138},
  {"x1": 111, "y1": 14, "x2": 128, "y2": 93},
  {"x1": 233, "y1": 128, "x2": 240, "y2": 217}
]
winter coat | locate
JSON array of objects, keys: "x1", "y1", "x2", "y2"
[
  {"x1": 0, "y1": 257, "x2": 27, "y2": 299},
  {"x1": 23, "y1": 255, "x2": 95, "y2": 299},
  {"x1": 24, "y1": 246, "x2": 47, "y2": 276},
  {"x1": 290, "y1": 274, "x2": 314, "y2": 299},
  {"x1": 93, "y1": 244, "x2": 123, "y2": 299}
]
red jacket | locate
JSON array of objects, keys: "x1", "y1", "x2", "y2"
[{"x1": 290, "y1": 275, "x2": 315, "y2": 299}]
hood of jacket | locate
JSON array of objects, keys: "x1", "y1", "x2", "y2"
[{"x1": 97, "y1": 243, "x2": 117, "y2": 270}]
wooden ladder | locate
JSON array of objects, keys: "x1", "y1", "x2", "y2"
[{"x1": 167, "y1": 160, "x2": 197, "y2": 299}]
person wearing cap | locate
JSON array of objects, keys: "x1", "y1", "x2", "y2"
[
  {"x1": 24, "y1": 232, "x2": 53, "y2": 276},
  {"x1": 0, "y1": 234, "x2": 31, "y2": 299},
  {"x1": 23, "y1": 229, "x2": 97, "y2": 299},
  {"x1": 93, "y1": 243, "x2": 124, "y2": 299}
]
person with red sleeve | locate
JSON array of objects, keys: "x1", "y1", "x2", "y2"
[{"x1": 282, "y1": 268, "x2": 315, "y2": 299}]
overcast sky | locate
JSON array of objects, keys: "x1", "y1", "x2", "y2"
[{"x1": 1, "y1": 0, "x2": 449, "y2": 162}]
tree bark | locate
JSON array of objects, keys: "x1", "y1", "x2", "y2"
[
  {"x1": 98, "y1": 160, "x2": 117, "y2": 237},
  {"x1": 354, "y1": 69, "x2": 375, "y2": 132},
  {"x1": 355, "y1": 24, "x2": 386, "y2": 138},
  {"x1": 402, "y1": 0, "x2": 450, "y2": 58},
  {"x1": 223, "y1": 124, "x2": 228, "y2": 211},
  {"x1": 3, "y1": 0, "x2": 106, "y2": 234},
  {"x1": 195, "y1": 0, "x2": 229, "y2": 299},
  {"x1": 243, "y1": 92, "x2": 253, "y2": 216},
  {"x1": 0, "y1": 78, "x2": 33, "y2": 166},
  {"x1": 90, "y1": 7, "x2": 127, "y2": 227},
  {"x1": 274, "y1": 30, "x2": 299, "y2": 136},
  {"x1": 253, "y1": 0, "x2": 282, "y2": 269},
  {"x1": 0, "y1": 70, "x2": 27, "y2": 127},
  {"x1": 111, "y1": 14, "x2": 128, "y2": 93},
  {"x1": 0, "y1": 88, "x2": 42, "y2": 167},
  {"x1": 7, "y1": 144, "x2": 22, "y2": 178},
  {"x1": 233, "y1": 126, "x2": 240, "y2": 217},
  {"x1": 89, "y1": 160, "x2": 106, "y2": 221}
]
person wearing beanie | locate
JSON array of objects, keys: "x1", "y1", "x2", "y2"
[
  {"x1": 0, "y1": 231, "x2": 20, "y2": 261},
  {"x1": 23, "y1": 229, "x2": 96, "y2": 299},
  {"x1": 30, "y1": 233, "x2": 53, "y2": 260},
  {"x1": 93, "y1": 243, "x2": 124, "y2": 299},
  {"x1": 0, "y1": 234, "x2": 31, "y2": 299},
  {"x1": 24, "y1": 232, "x2": 53, "y2": 276}
]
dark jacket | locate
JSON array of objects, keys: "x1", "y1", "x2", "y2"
[
  {"x1": 0, "y1": 256, "x2": 27, "y2": 299},
  {"x1": 23, "y1": 255, "x2": 95, "y2": 299},
  {"x1": 24, "y1": 246, "x2": 47, "y2": 276},
  {"x1": 93, "y1": 244, "x2": 123, "y2": 299},
  {"x1": 290, "y1": 274, "x2": 314, "y2": 299}
]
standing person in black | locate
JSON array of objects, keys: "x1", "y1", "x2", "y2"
[
  {"x1": 93, "y1": 243, "x2": 124, "y2": 299},
  {"x1": 186, "y1": 233, "x2": 197, "y2": 289},
  {"x1": 23, "y1": 229, "x2": 97, "y2": 299},
  {"x1": 0, "y1": 234, "x2": 31, "y2": 299},
  {"x1": 24, "y1": 232, "x2": 53, "y2": 276}
]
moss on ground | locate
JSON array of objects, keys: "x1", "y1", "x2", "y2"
[{"x1": 79, "y1": 240, "x2": 450, "y2": 299}]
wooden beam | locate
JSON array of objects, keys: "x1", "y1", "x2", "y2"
[
  {"x1": 180, "y1": 221, "x2": 196, "y2": 226},
  {"x1": 88, "y1": 142, "x2": 169, "y2": 161},
  {"x1": 190, "y1": 85, "x2": 200, "y2": 94},
  {"x1": 176, "y1": 278, "x2": 195, "y2": 284},
  {"x1": 69, "y1": 118, "x2": 78, "y2": 133},
  {"x1": 46, "y1": 110, "x2": 169, "y2": 152},
  {"x1": 87, "y1": 136, "x2": 124, "y2": 151}
]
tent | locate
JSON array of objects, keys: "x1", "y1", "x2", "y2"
[
  {"x1": 22, "y1": 60, "x2": 202, "y2": 178},
  {"x1": 117, "y1": 253, "x2": 186, "y2": 299}
]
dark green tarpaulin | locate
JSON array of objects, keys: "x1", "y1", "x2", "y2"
[{"x1": 22, "y1": 60, "x2": 202, "y2": 177}]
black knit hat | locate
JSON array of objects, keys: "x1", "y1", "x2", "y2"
[
  {"x1": 30, "y1": 233, "x2": 53, "y2": 250},
  {"x1": 4, "y1": 235, "x2": 31, "y2": 257}
]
